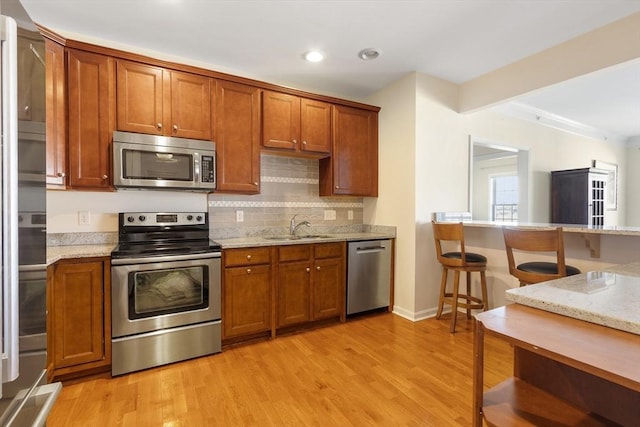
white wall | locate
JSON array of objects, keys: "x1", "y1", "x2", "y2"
[
  {"x1": 47, "y1": 190, "x2": 207, "y2": 233},
  {"x1": 626, "y1": 138, "x2": 640, "y2": 226},
  {"x1": 366, "y1": 71, "x2": 637, "y2": 320}
]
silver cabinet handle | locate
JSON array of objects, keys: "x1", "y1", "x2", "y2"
[
  {"x1": 302, "y1": 141, "x2": 307, "y2": 145},
  {"x1": 156, "y1": 123, "x2": 162, "y2": 130},
  {"x1": 102, "y1": 175, "x2": 108, "y2": 180},
  {"x1": 292, "y1": 139, "x2": 297, "y2": 144},
  {"x1": 253, "y1": 182, "x2": 258, "y2": 186},
  {"x1": 173, "y1": 124, "x2": 178, "y2": 132}
]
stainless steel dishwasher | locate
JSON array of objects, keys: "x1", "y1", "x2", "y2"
[{"x1": 347, "y1": 239, "x2": 392, "y2": 315}]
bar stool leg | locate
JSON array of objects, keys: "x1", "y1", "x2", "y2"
[
  {"x1": 480, "y1": 270, "x2": 488, "y2": 311},
  {"x1": 466, "y1": 271, "x2": 472, "y2": 319},
  {"x1": 450, "y1": 270, "x2": 461, "y2": 333},
  {"x1": 436, "y1": 267, "x2": 448, "y2": 319}
]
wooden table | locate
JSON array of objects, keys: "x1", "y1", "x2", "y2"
[{"x1": 473, "y1": 304, "x2": 640, "y2": 426}]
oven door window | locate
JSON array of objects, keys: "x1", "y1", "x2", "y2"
[
  {"x1": 128, "y1": 266, "x2": 209, "y2": 319},
  {"x1": 122, "y1": 149, "x2": 194, "y2": 181}
]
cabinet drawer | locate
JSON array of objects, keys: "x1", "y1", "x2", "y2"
[
  {"x1": 278, "y1": 244, "x2": 312, "y2": 262},
  {"x1": 314, "y1": 242, "x2": 344, "y2": 259},
  {"x1": 224, "y1": 247, "x2": 271, "y2": 267}
]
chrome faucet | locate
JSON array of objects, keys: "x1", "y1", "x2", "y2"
[{"x1": 290, "y1": 214, "x2": 311, "y2": 236}]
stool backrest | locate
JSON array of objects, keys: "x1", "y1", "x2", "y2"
[
  {"x1": 502, "y1": 227, "x2": 567, "y2": 284},
  {"x1": 432, "y1": 221, "x2": 468, "y2": 267}
]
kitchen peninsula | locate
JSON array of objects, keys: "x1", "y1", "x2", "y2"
[{"x1": 473, "y1": 262, "x2": 640, "y2": 426}]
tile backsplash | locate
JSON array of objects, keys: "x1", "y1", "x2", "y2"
[{"x1": 208, "y1": 154, "x2": 364, "y2": 239}]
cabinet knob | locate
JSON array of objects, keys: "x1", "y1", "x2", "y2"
[
  {"x1": 253, "y1": 182, "x2": 258, "y2": 186},
  {"x1": 316, "y1": 266, "x2": 321, "y2": 271},
  {"x1": 24, "y1": 105, "x2": 30, "y2": 112},
  {"x1": 173, "y1": 125, "x2": 178, "y2": 132},
  {"x1": 102, "y1": 175, "x2": 108, "y2": 180},
  {"x1": 292, "y1": 139, "x2": 297, "y2": 144},
  {"x1": 246, "y1": 254, "x2": 252, "y2": 260},
  {"x1": 156, "y1": 123, "x2": 163, "y2": 130},
  {"x1": 302, "y1": 140, "x2": 307, "y2": 145},
  {"x1": 57, "y1": 172, "x2": 66, "y2": 177},
  {"x1": 306, "y1": 267, "x2": 310, "y2": 273},
  {"x1": 246, "y1": 268, "x2": 252, "y2": 274},
  {"x1": 335, "y1": 186, "x2": 339, "y2": 189}
]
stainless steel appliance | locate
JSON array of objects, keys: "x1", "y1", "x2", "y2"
[
  {"x1": 110, "y1": 212, "x2": 222, "y2": 376},
  {"x1": 1, "y1": 1, "x2": 61, "y2": 425},
  {"x1": 347, "y1": 239, "x2": 392, "y2": 315},
  {"x1": 112, "y1": 131, "x2": 216, "y2": 192}
]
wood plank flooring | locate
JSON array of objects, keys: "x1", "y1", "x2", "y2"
[{"x1": 47, "y1": 313, "x2": 512, "y2": 426}]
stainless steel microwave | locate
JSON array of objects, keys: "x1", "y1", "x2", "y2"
[{"x1": 112, "y1": 131, "x2": 216, "y2": 192}]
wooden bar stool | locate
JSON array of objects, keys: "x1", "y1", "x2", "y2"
[
  {"x1": 431, "y1": 221, "x2": 489, "y2": 333},
  {"x1": 502, "y1": 226, "x2": 581, "y2": 286}
]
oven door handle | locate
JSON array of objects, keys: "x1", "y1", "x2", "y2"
[{"x1": 111, "y1": 251, "x2": 221, "y2": 265}]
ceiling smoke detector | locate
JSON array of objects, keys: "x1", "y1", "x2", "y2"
[{"x1": 358, "y1": 48, "x2": 381, "y2": 60}]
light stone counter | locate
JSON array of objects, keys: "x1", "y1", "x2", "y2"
[
  {"x1": 47, "y1": 244, "x2": 116, "y2": 265},
  {"x1": 461, "y1": 220, "x2": 640, "y2": 237},
  {"x1": 506, "y1": 261, "x2": 640, "y2": 335},
  {"x1": 214, "y1": 231, "x2": 395, "y2": 249}
]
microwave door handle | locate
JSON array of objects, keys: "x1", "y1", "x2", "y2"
[
  {"x1": 194, "y1": 155, "x2": 201, "y2": 183},
  {"x1": 1, "y1": 15, "x2": 21, "y2": 387}
]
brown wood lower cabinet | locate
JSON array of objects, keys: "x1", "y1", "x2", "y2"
[
  {"x1": 277, "y1": 242, "x2": 345, "y2": 328},
  {"x1": 222, "y1": 247, "x2": 273, "y2": 340},
  {"x1": 222, "y1": 242, "x2": 346, "y2": 343},
  {"x1": 48, "y1": 257, "x2": 111, "y2": 381}
]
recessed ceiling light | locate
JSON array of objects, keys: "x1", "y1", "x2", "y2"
[
  {"x1": 304, "y1": 51, "x2": 324, "y2": 62},
  {"x1": 358, "y1": 48, "x2": 381, "y2": 60}
]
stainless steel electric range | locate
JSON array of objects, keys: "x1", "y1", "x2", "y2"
[{"x1": 110, "y1": 212, "x2": 222, "y2": 376}]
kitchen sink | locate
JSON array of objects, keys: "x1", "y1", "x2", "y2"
[{"x1": 262, "y1": 234, "x2": 333, "y2": 241}]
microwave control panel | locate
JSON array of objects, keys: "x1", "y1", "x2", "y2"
[{"x1": 201, "y1": 156, "x2": 215, "y2": 183}]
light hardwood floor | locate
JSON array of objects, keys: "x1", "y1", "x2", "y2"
[{"x1": 47, "y1": 313, "x2": 512, "y2": 426}]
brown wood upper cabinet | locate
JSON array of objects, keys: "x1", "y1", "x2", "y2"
[
  {"x1": 214, "y1": 80, "x2": 261, "y2": 193},
  {"x1": 116, "y1": 60, "x2": 212, "y2": 140},
  {"x1": 45, "y1": 39, "x2": 66, "y2": 187},
  {"x1": 319, "y1": 105, "x2": 378, "y2": 197},
  {"x1": 262, "y1": 91, "x2": 331, "y2": 156},
  {"x1": 67, "y1": 49, "x2": 115, "y2": 190}
]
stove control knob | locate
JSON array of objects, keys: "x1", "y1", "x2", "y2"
[
  {"x1": 187, "y1": 215, "x2": 193, "y2": 221},
  {"x1": 196, "y1": 215, "x2": 203, "y2": 222},
  {"x1": 138, "y1": 215, "x2": 146, "y2": 222},
  {"x1": 127, "y1": 216, "x2": 135, "y2": 223}
]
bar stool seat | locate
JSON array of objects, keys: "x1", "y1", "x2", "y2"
[
  {"x1": 432, "y1": 221, "x2": 489, "y2": 333},
  {"x1": 503, "y1": 226, "x2": 581, "y2": 286}
]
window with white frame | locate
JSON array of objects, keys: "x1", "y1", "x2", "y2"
[{"x1": 491, "y1": 174, "x2": 518, "y2": 221}]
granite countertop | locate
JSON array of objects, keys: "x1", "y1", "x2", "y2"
[
  {"x1": 461, "y1": 220, "x2": 640, "y2": 236},
  {"x1": 506, "y1": 261, "x2": 640, "y2": 335},
  {"x1": 214, "y1": 231, "x2": 395, "y2": 249},
  {"x1": 47, "y1": 244, "x2": 116, "y2": 265}
]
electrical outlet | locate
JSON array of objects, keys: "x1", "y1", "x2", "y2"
[
  {"x1": 236, "y1": 210, "x2": 244, "y2": 222},
  {"x1": 78, "y1": 210, "x2": 90, "y2": 225},
  {"x1": 348, "y1": 210, "x2": 354, "y2": 220},
  {"x1": 324, "y1": 210, "x2": 336, "y2": 220}
]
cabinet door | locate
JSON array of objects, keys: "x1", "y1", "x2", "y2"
[
  {"x1": 67, "y1": 49, "x2": 115, "y2": 189},
  {"x1": 300, "y1": 98, "x2": 331, "y2": 155},
  {"x1": 214, "y1": 80, "x2": 261, "y2": 193},
  {"x1": 17, "y1": 31, "x2": 45, "y2": 122},
  {"x1": 116, "y1": 60, "x2": 165, "y2": 135},
  {"x1": 223, "y1": 264, "x2": 272, "y2": 338},
  {"x1": 320, "y1": 105, "x2": 378, "y2": 196},
  {"x1": 51, "y1": 260, "x2": 106, "y2": 369},
  {"x1": 170, "y1": 71, "x2": 212, "y2": 140},
  {"x1": 45, "y1": 40, "x2": 66, "y2": 187},
  {"x1": 277, "y1": 261, "x2": 311, "y2": 327},
  {"x1": 262, "y1": 91, "x2": 300, "y2": 150},
  {"x1": 312, "y1": 257, "x2": 344, "y2": 320}
]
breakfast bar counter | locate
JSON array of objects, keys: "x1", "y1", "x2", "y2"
[{"x1": 472, "y1": 262, "x2": 640, "y2": 426}]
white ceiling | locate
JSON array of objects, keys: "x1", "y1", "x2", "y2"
[{"x1": 15, "y1": 0, "x2": 640, "y2": 141}]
